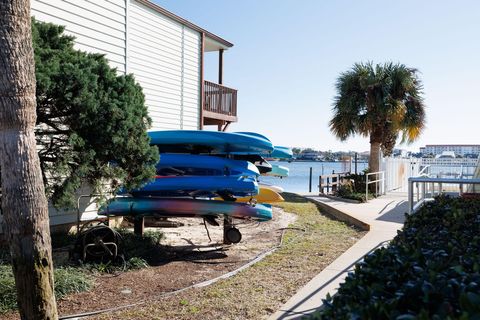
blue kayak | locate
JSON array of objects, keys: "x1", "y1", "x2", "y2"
[
  {"x1": 126, "y1": 175, "x2": 259, "y2": 198},
  {"x1": 234, "y1": 133, "x2": 292, "y2": 159},
  {"x1": 99, "y1": 197, "x2": 272, "y2": 222},
  {"x1": 269, "y1": 146, "x2": 293, "y2": 159},
  {"x1": 148, "y1": 130, "x2": 274, "y2": 155},
  {"x1": 235, "y1": 132, "x2": 271, "y2": 142},
  {"x1": 156, "y1": 154, "x2": 259, "y2": 177}
]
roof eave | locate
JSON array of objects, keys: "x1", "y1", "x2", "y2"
[{"x1": 135, "y1": 0, "x2": 234, "y2": 49}]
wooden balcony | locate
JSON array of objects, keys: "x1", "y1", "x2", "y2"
[{"x1": 203, "y1": 80, "x2": 238, "y2": 129}]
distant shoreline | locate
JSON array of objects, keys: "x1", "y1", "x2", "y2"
[{"x1": 284, "y1": 159, "x2": 368, "y2": 163}]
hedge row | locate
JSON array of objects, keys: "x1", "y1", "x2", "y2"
[{"x1": 315, "y1": 195, "x2": 480, "y2": 319}]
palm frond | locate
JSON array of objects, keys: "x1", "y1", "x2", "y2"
[{"x1": 330, "y1": 61, "x2": 426, "y2": 149}]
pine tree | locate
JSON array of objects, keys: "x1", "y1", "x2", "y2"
[{"x1": 32, "y1": 19, "x2": 158, "y2": 208}]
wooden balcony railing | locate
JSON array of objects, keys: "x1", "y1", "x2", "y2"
[{"x1": 203, "y1": 80, "x2": 237, "y2": 120}]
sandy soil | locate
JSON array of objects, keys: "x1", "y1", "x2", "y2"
[{"x1": 0, "y1": 207, "x2": 296, "y2": 319}]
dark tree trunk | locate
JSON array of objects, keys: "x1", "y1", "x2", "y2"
[
  {"x1": 0, "y1": 0, "x2": 58, "y2": 319},
  {"x1": 369, "y1": 141, "x2": 381, "y2": 173},
  {"x1": 369, "y1": 127, "x2": 383, "y2": 174}
]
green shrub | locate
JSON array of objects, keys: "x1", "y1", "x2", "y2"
[
  {"x1": 118, "y1": 228, "x2": 164, "y2": 259},
  {"x1": 344, "y1": 173, "x2": 367, "y2": 193},
  {"x1": 334, "y1": 183, "x2": 375, "y2": 202},
  {"x1": 0, "y1": 265, "x2": 92, "y2": 313},
  {"x1": 126, "y1": 257, "x2": 149, "y2": 270},
  {"x1": 315, "y1": 196, "x2": 480, "y2": 319}
]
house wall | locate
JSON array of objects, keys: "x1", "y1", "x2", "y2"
[
  {"x1": 31, "y1": 0, "x2": 201, "y2": 130},
  {"x1": 129, "y1": 0, "x2": 201, "y2": 130},
  {"x1": 31, "y1": 0, "x2": 128, "y2": 73},
  {"x1": 0, "y1": 0, "x2": 204, "y2": 233}
]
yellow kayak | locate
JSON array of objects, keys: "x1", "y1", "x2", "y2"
[{"x1": 215, "y1": 186, "x2": 284, "y2": 203}]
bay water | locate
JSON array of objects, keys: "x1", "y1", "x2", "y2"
[{"x1": 260, "y1": 161, "x2": 368, "y2": 193}]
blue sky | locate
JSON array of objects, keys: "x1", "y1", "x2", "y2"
[{"x1": 156, "y1": 0, "x2": 480, "y2": 152}]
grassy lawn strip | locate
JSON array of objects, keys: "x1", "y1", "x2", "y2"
[
  {"x1": 0, "y1": 265, "x2": 93, "y2": 314},
  {"x1": 97, "y1": 193, "x2": 366, "y2": 320}
]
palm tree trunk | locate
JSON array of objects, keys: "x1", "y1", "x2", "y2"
[
  {"x1": 369, "y1": 141, "x2": 381, "y2": 174},
  {"x1": 0, "y1": 1, "x2": 58, "y2": 319}
]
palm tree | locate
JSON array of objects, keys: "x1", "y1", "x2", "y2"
[
  {"x1": 330, "y1": 62, "x2": 426, "y2": 173},
  {"x1": 0, "y1": 0, "x2": 58, "y2": 318}
]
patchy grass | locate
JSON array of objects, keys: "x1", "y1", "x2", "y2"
[
  {"x1": 0, "y1": 227, "x2": 164, "y2": 314},
  {"x1": 0, "y1": 265, "x2": 93, "y2": 314},
  {"x1": 96, "y1": 193, "x2": 366, "y2": 320}
]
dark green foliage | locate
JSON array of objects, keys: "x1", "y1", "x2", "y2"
[
  {"x1": 32, "y1": 19, "x2": 158, "y2": 208},
  {"x1": 118, "y1": 228, "x2": 165, "y2": 259},
  {"x1": 315, "y1": 196, "x2": 480, "y2": 319},
  {"x1": 344, "y1": 173, "x2": 367, "y2": 193},
  {"x1": 334, "y1": 184, "x2": 367, "y2": 202},
  {"x1": 330, "y1": 62, "x2": 425, "y2": 156},
  {"x1": 334, "y1": 173, "x2": 376, "y2": 202}
]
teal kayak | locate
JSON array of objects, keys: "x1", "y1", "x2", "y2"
[
  {"x1": 99, "y1": 197, "x2": 272, "y2": 222},
  {"x1": 268, "y1": 146, "x2": 293, "y2": 159},
  {"x1": 148, "y1": 130, "x2": 274, "y2": 155},
  {"x1": 265, "y1": 164, "x2": 289, "y2": 178},
  {"x1": 234, "y1": 133, "x2": 292, "y2": 159}
]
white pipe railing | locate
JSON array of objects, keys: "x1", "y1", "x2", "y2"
[
  {"x1": 418, "y1": 165, "x2": 431, "y2": 177},
  {"x1": 408, "y1": 177, "x2": 480, "y2": 214},
  {"x1": 365, "y1": 171, "x2": 386, "y2": 202}
]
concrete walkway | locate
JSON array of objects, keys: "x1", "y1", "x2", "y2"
[{"x1": 270, "y1": 192, "x2": 408, "y2": 320}]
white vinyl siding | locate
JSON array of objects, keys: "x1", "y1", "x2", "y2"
[
  {"x1": 31, "y1": 0, "x2": 201, "y2": 130},
  {"x1": 2, "y1": 0, "x2": 204, "y2": 232},
  {"x1": 129, "y1": 0, "x2": 200, "y2": 130},
  {"x1": 31, "y1": 0, "x2": 127, "y2": 73}
]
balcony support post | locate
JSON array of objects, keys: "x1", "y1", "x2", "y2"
[
  {"x1": 218, "y1": 49, "x2": 224, "y2": 85},
  {"x1": 200, "y1": 33, "x2": 205, "y2": 129}
]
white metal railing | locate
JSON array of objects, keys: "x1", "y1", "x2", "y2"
[
  {"x1": 365, "y1": 171, "x2": 386, "y2": 202},
  {"x1": 408, "y1": 177, "x2": 480, "y2": 214},
  {"x1": 418, "y1": 165, "x2": 431, "y2": 177}
]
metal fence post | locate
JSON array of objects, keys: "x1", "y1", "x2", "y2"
[
  {"x1": 383, "y1": 171, "x2": 386, "y2": 195},
  {"x1": 309, "y1": 167, "x2": 312, "y2": 193},
  {"x1": 408, "y1": 179, "x2": 413, "y2": 214},
  {"x1": 365, "y1": 174, "x2": 369, "y2": 202}
]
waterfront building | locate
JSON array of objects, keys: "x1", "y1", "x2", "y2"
[
  {"x1": 420, "y1": 144, "x2": 480, "y2": 157},
  {"x1": 297, "y1": 151, "x2": 322, "y2": 161}
]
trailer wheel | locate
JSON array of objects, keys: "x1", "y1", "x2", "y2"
[{"x1": 225, "y1": 227, "x2": 242, "y2": 244}]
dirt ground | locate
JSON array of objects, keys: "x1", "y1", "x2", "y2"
[{"x1": 1, "y1": 207, "x2": 295, "y2": 319}]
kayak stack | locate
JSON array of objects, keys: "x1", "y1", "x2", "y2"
[{"x1": 99, "y1": 130, "x2": 292, "y2": 240}]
